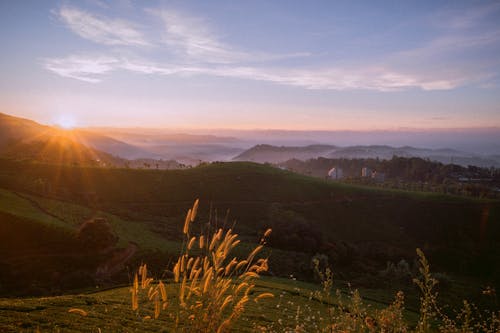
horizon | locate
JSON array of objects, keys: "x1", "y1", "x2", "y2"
[
  {"x1": 3, "y1": 111, "x2": 500, "y2": 154},
  {"x1": 1, "y1": 1, "x2": 500, "y2": 130},
  {"x1": 4, "y1": 110, "x2": 500, "y2": 133}
]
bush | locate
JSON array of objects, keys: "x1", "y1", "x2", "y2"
[{"x1": 77, "y1": 217, "x2": 118, "y2": 252}]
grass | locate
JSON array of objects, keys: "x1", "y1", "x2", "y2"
[
  {"x1": 0, "y1": 188, "x2": 68, "y2": 229},
  {"x1": 0, "y1": 276, "x2": 424, "y2": 332},
  {"x1": 1, "y1": 198, "x2": 499, "y2": 332},
  {"x1": 0, "y1": 159, "x2": 499, "y2": 297},
  {"x1": 1, "y1": 159, "x2": 498, "y2": 252},
  {"x1": 0, "y1": 236, "x2": 495, "y2": 332},
  {"x1": 131, "y1": 200, "x2": 276, "y2": 332},
  {"x1": 0, "y1": 278, "x2": 323, "y2": 332},
  {"x1": 0, "y1": 187, "x2": 179, "y2": 252}
]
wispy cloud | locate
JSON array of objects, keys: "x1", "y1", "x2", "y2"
[
  {"x1": 432, "y1": 2, "x2": 500, "y2": 30},
  {"x1": 150, "y1": 9, "x2": 243, "y2": 63},
  {"x1": 44, "y1": 55, "x2": 119, "y2": 83},
  {"x1": 45, "y1": 4, "x2": 499, "y2": 91},
  {"x1": 57, "y1": 6, "x2": 149, "y2": 46},
  {"x1": 384, "y1": 5, "x2": 500, "y2": 90},
  {"x1": 206, "y1": 66, "x2": 460, "y2": 91},
  {"x1": 149, "y1": 9, "x2": 308, "y2": 64},
  {"x1": 43, "y1": 54, "x2": 461, "y2": 91}
]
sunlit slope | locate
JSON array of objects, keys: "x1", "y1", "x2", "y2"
[
  {"x1": 0, "y1": 187, "x2": 181, "y2": 296},
  {"x1": 0, "y1": 188, "x2": 177, "y2": 252},
  {"x1": 0, "y1": 112, "x2": 124, "y2": 166}
]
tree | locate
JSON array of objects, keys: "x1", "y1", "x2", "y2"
[{"x1": 77, "y1": 218, "x2": 118, "y2": 252}]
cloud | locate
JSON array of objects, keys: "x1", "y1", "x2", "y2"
[
  {"x1": 384, "y1": 5, "x2": 500, "y2": 90},
  {"x1": 57, "y1": 6, "x2": 149, "y2": 46},
  {"x1": 149, "y1": 9, "x2": 308, "y2": 64},
  {"x1": 151, "y1": 9, "x2": 241, "y2": 63},
  {"x1": 432, "y1": 2, "x2": 500, "y2": 30},
  {"x1": 46, "y1": 5, "x2": 498, "y2": 91},
  {"x1": 207, "y1": 66, "x2": 460, "y2": 91},
  {"x1": 44, "y1": 55, "x2": 119, "y2": 83},
  {"x1": 43, "y1": 54, "x2": 461, "y2": 91}
]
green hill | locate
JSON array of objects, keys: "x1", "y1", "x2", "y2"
[
  {"x1": 0, "y1": 158, "x2": 498, "y2": 286},
  {"x1": 0, "y1": 187, "x2": 184, "y2": 296}
]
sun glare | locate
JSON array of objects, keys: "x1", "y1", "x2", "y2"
[{"x1": 54, "y1": 115, "x2": 77, "y2": 129}]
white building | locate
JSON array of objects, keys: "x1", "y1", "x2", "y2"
[
  {"x1": 361, "y1": 167, "x2": 372, "y2": 177},
  {"x1": 328, "y1": 167, "x2": 344, "y2": 180}
]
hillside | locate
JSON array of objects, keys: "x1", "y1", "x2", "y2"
[
  {"x1": 233, "y1": 144, "x2": 337, "y2": 163},
  {"x1": 234, "y1": 143, "x2": 500, "y2": 167},
  {"x1": 86, "y1": 128, "x2": 246, "y2": 163},
  {"x1": 74, "y1": 130, "x2": 158, "y2": 160},
  {"x1": 0, "y1": 113, "x2": 125, "y2": 166},
  {"x1": 279, "y1": 156, "x2": 500, "y2": 198},
  {"x1": 0, "y1": 159, "x2": 498, "y2": 287},
  {"x1": 0, "y1": 187, "x2": 180, "y2": 296}
]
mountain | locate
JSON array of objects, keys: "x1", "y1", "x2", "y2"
[
  {"x1": 0, "y1": 112, "x2": 53, "y2": 147},
  {"x1": 232, "y1": 144, "x2": 337, "y2": 163},
  {"x1": 84, "y1": 128, "x2": 246, "y2": 164},
  {"x1": 0, "y1": 113, "x2": 124, "y2": 166},
  {"x1": 234, "y1": 143, "x2": 500, "y2": 167},
  {"x1": 0, "y1": 113, "x2": 237, "y2": 166},
  {"x1": 73, "y1": 130, "x2": 160, "y2": 160}
]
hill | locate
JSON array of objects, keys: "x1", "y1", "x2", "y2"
[
  {"x1": 0, "y1": 187, "x2": 180, "y2": 296},
  {"x1": 85, "y1": 127, "x2": 246, "y2": 163},
  {"x1": 73, "y1": 130, "x2": 158, "y2": 160},
  {"x1": 279, "y1": 156, "x2": 500, "y2": 198},
  {"x1": 234, "y1": 143, "x2": 500, "y2": 167},
  {"x1": 0, "y1": 113, "x2": 125, "y2": 166},
  {"x1": 0, "y1": 159, "x2": 498, "y2": 287},
  {"x1": 233, "y1": 144, "x2": 337, "y2": 163}
]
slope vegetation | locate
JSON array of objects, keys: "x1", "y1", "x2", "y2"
[{"x1": 0, "y1": 159, "x2": 498, "y2": 283}]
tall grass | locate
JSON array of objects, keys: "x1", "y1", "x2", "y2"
[
  {"x1": 299, "y1": 249, "x2": 499, "y2": 333},
  {"x1": 131, "y1": 199, "x2": 273, "y2": 332},
  {"x1": 129, "y1": 200, "x2": 499, "y2": 332}
]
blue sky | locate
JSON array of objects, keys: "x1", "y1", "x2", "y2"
[{"x1": 1, "y1": 0, "x2": 500, "y2": 129}]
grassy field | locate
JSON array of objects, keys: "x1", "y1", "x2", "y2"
[
  {"x1": 0, "y1": 188, "x2": 179, "y2": 252},
  {"x1": 0, "y1": 159, "x2": 499, "y2": 306},
  {"x1": 0, "y1": 276, "x2": 422, "y2": 333},
  {"x1": 0, "y1": 189, "x2": 69, "y2": 229}
]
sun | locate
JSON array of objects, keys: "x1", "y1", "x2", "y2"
[{"x1": 54, "y1": 114, "x2": 77, "y2": 129}]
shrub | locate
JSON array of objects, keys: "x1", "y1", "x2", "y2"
[{"x1": 77, "y1": 217, "x2": 118, "y2": 252}]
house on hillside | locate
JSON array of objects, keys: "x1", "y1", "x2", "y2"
[
  {"x1": 361, "y1": 167, "x2": 372, "y2": 177},
  {"x1": 328, "y1": 167, "x2": 344, "y2": 180}
]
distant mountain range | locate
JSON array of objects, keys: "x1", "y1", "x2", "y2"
[
  {"x1": 234, "y1": 143, "x2": 500, "y2": 167},
  {"x1": 0, "y1": 113, "x2": 241, "y2": 166},
  {"x1": 2, "y1": 112, "x2": 500, "y2": 168},
  {"x1": 84, "y1": 128, "x2": 245, "y2": 163}
]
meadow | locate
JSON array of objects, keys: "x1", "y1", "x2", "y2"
[{"x1": 0, "y1": 205, "x2": 497, "y2": 332}]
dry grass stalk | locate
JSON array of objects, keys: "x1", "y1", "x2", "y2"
[{"x1": 131, "y1": 199, "x2": 273, "y2": 332}]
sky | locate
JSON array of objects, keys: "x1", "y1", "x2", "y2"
[{"x1": 1, "y1": 0, "x2": 500, "y2": 130}]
